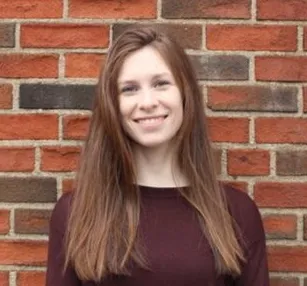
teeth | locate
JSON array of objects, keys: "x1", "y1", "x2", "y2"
[{"x1": 138, "y1": 116, "x2": 165, "y2": 123}]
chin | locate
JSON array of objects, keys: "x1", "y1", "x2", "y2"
[{"x1": 133, "y1": 137, "x2": 172, "y2": 149}]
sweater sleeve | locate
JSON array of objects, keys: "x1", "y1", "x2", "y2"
[
  {"x1": 46, "y1": 193, "x2": 81, "y2": 286},
  {"x1": 235, "y1": 237, "x2": 269, "y2": 286},
  {"x1": 224, "y1": 185, "x2": 270, "y2": 286}
]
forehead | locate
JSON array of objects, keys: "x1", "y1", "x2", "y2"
[{"x1": 117, "y1": 46, "x2": 172, "y2": 83}]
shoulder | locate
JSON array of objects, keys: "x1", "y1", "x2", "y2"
[
  {"x1": 49, "y1": 192, "x2": 73, "y2": 235},
  {"x1": 223, "y1": 184, "x2": 265, "y2": 247}
]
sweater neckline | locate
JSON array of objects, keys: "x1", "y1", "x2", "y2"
[{"x1": 138, "y1": 185, "x2": 188, "y2": 198}]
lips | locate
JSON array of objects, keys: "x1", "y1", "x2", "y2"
[{"x1": 134, "y1": 115, "x2": 168, "y2": 123}]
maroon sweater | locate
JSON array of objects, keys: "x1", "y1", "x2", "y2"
[{"x1": 46, "y1": 185, "x2": 269, "y2": 286}]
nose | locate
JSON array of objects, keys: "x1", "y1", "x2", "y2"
[{"x1": 138, "y1": 88, "x2": 158, "y2": 110}]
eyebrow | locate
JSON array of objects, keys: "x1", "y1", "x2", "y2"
[{"x1": 118, "y1": 72, "x2": 172, "y2": 85}]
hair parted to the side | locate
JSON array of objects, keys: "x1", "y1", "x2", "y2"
[{"x1": 64, "y1": 25, "x2": 245, "y2": 282}]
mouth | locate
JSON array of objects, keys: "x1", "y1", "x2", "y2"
[{"x1": 134, "y1": 115, "x2": 168, "y2": 124}]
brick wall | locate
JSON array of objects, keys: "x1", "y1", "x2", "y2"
[{"x1": 0, "y1": 0, "x2": 306, "y2": 285}]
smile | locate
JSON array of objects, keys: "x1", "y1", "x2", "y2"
[{"x1": 134, "y1": 115, "x2": 168, "y2": 124}]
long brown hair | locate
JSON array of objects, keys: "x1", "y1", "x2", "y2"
[{"x1": 65, "y1": 26, "x2": 245, "y2": 282}]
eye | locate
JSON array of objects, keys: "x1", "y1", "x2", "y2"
[
  {"x1": 154, "y1": 80, "x2": 170, "y2": 89},
  {"x1": 120, "y1": 85, "x2": 138, "y2": 95}
]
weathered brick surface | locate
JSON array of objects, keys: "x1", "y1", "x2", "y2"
[
  {"x1": 276, "y1": 151, "x2": 307, "y2": 175},
  {"x1": 62, "y1": 178, "x2": 75, "y2": 193},
  {"x1": 40, "y1": 146, "x2": 81, "y2": 172},
  {"x1": 254, "y1": 182, "x2": 307, "y2": 208},
  {"x1": 190, "y1": 55, "x2": 249, "y2": 80},
  {"x1": 0, "y1": 177, "x2": 57, "y2": 203},
  {"x1": 0, "y1": 54, "x2": 58, "y2": 78},
  {"x1": 206, "y1": 25, "x2": 297, "y2": 51},
  {"x1": 0, "y1": 0, "x2": 62, "y2": 18},
  {"x1": 0, "y1": 114, "x2": 58, "y2": 140},
  {"x1": 258, "y1": 0, "x2": 307, "y2": 20},
  {"x1": 65, "y1": 53, "x2": 105, "y2": 78},
  {"x1": 255, "y1": 118, "x2": 307, "y2": 143},
  {"x1": 15, "y1": 209, "x2": 51, "y2": 235},
  {"x1": 270, "y1": 277, "x2": 299, "y2": 286},
  {"x1": 207, "y1": 117, "x2": 249, "y2": 143},
  {"x1": 17, "y1": 271, "x2": 45, "y2": 286},
  {"x1": 256, "y1": 57, "x2": 307, "y2": 82},
  {"x1": 20, "y1": 84, "x2": 95, "y2": 110},
  {"x1": 0, "y1": 84, "x2": 13, "y2": 109},
  {"x1": 223, "y1": 181, "x2": 248, "y2": 193},
  {"x1": 113, "y1": 24, "x2": 202, "y2": 50},
  {"x1": 0, "y1": 24, "x2": 14, "y2": 47},
  {"x1": 207, "y1": 85, "x2": 298, "y2": 112},
  {"x1": 303, "y1": 28, "x2": 307, "y2": 51},
  {"x1": 21, "y1": 24, "x2": 109, "y2": 48},
  {"x1": 63, "y1": 115, "x2": 90, "y2": 140},
  {"x1": 303, "y1": 87, "x2": 307, "y2": 112},
  {"x1": 268, "y1": 246, "x2": 307, "y2": 272},
  {"x1": 162, "y1": 0, "x2": 250, "y2": 19},
  {"x1": 69, "y1": 0, "x2": 156, "y2": 19},
  {"x1": 227, "y1": 149, "x2": 270, "y2": 176},
  {"x1": 304, "y1": 215, "x2": 307, "y2": 240},
  {"x1": 0, "y1": 272, "x2": 9, "y2": 286},
  {"x1": 0, "y1": 147, "x2": 35, "y2": 172},
  {"x1": 0, "y1": 210, "x2": 10, "y2": 234},
  {"x1": 263, "y1": 214, "x2": 297, "y2": 239},
  {"x1": 0, "y1": 240, "x2": 47, "y2": 265},
  {"x1": 213, "y1": 148, "x2": 222, "y2": 175}
]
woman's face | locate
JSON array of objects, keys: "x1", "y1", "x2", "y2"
[{"x1": 117, "y1": 46, "x2": 183, "y2": 149}]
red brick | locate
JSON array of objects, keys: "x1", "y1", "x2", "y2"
[
  {"x1": 0, "y1": 54, "x2": 58, "y2": 78},
  {"x1": 255, "y1": 118, "x2": 307, "y2": 143},
  {"x1": 63, "y1": 115, "x2": 90, "y2": 140},
  {"x1": 270, "y1": 277, "x2": 299, "y2": 286},
  {"x1": 17, "y1": 271, "x2": 45, "y2": 286},
  {"x1": 0, "y1": 0, "x2": 62, "y2": 18},
  {"x1": 207, "y1": 25, "x2": 296, "y2": 51},
  {"x1": 162, "y1": 0, "x2": 250, "y2": 19},
  {"x1": 207, "y1": 85, "x2": 297, "y2": 112},
  {"x1": 15, "y1": 209, "x2": 51, "y2": 234},
  {"x1": 207, "y1": 117, "x2": 249, "y2": 143},
  {"x1": 0, "y1": 210, "x2": 10, "y2": 234},
  {"x1": 0, "y1": 272, "x2": 9, "y2": 286},
  {"x1": 0, "y1": 240, "x2": 47, "y2": 265},
  {"x1": 254, "y1": 182, "x2": 307, "y2": 208},
  {"x1": 268, "y1": 246, "x2": 307, "y2": 272},
  {"x1": 256, "y1": 56, "x2": 307, "y2": 82},
  {"x1": 213, "y1": 148, "x2": 222, "y2": 175},
  {"x1": 303, "y1": 87, "x2": 307, "y2": 112},
  {"x1": 62, "y1": 178, "x2": 75, "y2": 193},
  {"x1": 69, "y1": 0, "x2": 156, "y2": 19},
  {"x1": 263, "y1": 215, "x2": 297, "y2": 239},
  {"x1": 227, "y1": 149, "x2": 270, "y2": 176},
  {"x1": 0, "y1": 114, "x2": 58, "y2": 140},
  {"x1": 41, "y1": 146, "x2": 81, "y2": 172},
  {"x1": 0, "y1": 84, "x2": 13, "y2": 109},
  {"x1": 303, "y1": 28, "x2": 307, "y2": 50},
  {"x1": 223, "y1": 181, "x2": 248, "y2": 193},
  {"x1": 21, "y1": 24, "x2": 109, "y2": 48},
  {"x1": 276, "y1": 150, "x2": 307, "y2": 176},
  {"x1": 304, "y1": 215, "x2": 307, "y2": 240},
  {"x1": 0, "y1": 147, "x2": 35, "y2": 171},
  {"x1": 65, "y1": 53, "x2": 105, "y2": 78},
  {"x1": 258, "y1": 0, "x2": 307, "y2": 20}
]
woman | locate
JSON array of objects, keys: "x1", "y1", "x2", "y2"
[{"x1": 46, "y1": 26, "x2": 269, "y2": 285}]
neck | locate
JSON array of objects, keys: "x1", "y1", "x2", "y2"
[{"x1": 132, "y1": 143, "x2": 188, "y2": 188}]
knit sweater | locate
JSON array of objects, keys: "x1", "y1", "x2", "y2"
[{"x1": 46, "y1": 185, "x2": 269, "y2": 286}]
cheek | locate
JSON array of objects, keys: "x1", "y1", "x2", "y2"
[{"x1": 119, "y1": 97, "x2": 136, "y2": 118}]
